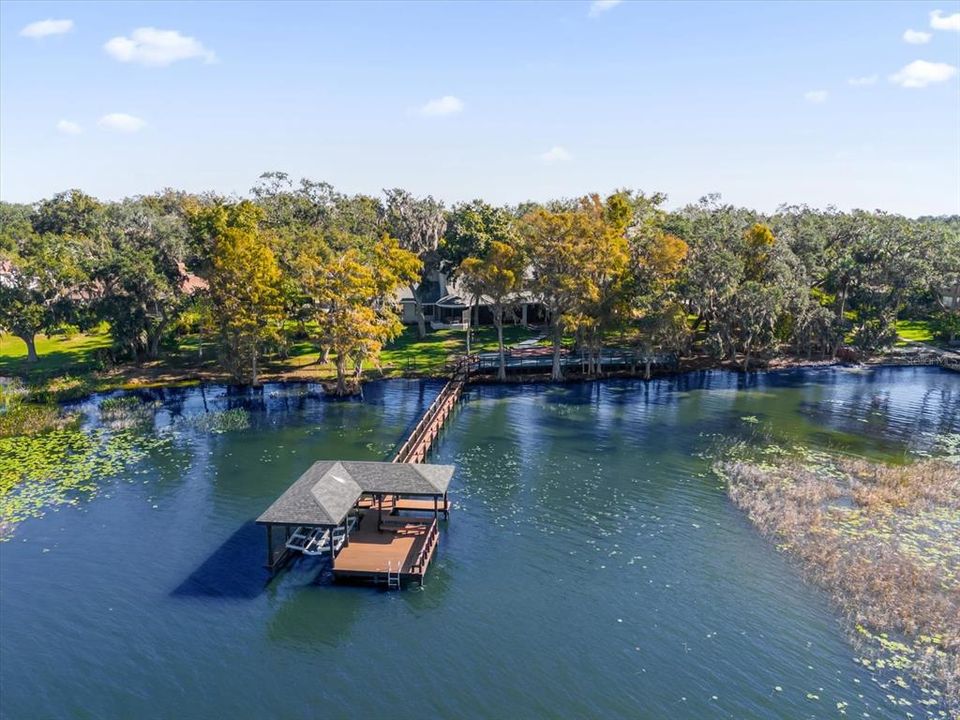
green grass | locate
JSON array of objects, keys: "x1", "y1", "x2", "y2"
[
  {"x1": 273, "y1": 324, "x2": 543, "y2": 378},
  {"x1": 0, "y1": 325, "x2": 112, "y2": 377},
  {"x1": 895, "y1": 319, "x2": 935, "y2": 346},
  {"x1": 0, "y1": 321, "x2": 543, "y2": 387}
]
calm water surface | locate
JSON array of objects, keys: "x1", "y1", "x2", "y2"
[{"x1": 1, "y1": 367, "x2": 957, "y2": 719}]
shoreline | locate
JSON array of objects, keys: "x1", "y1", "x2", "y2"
[{"x1": 13, "y1": 353, "x2": 952, "y2": 406}]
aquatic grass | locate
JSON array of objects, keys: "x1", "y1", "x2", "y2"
[
  {"x1": 0, "y1": 428, "x2": 170, "y2": 540},
  {"x1": 176, "y1": 408, "x2": 250, "y2": 434},
  {"x1": 0, "y1": 377, "x2": 77, "y2": 438},
  {"x1": 99, "y1": 396, "x2": 161, "y2": 430},
  {"x1": 723, "y1": 456, "x2": 960, "y2": 713},
  {"x1": 0, "y1": 403, "x2": 75, "y2": 438}
]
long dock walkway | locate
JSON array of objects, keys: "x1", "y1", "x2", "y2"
[
  {"x1": 392, "y1": 359, "x2": 469, "y2": 464},
  {"x1": 326, "y1": 361, "x2": 468, "y2": 588}
]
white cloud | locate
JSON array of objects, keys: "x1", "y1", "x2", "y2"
[
  {"x1": 889, "y1": 60, "x2": 958, "y2": 88},
  {"x1": 540, "y1": 146, "x2": 572, "y2": 163},
  {"x1": 20, "y1": 19, "x2": 73, "y2": 38},
  {"x1": 930, "y1": 9, "x2": 960, "y2": 31},
  {"x1": 56, "y1": 120, "x2": 82, "y2": 135},
  {"x1": 418, "y1": 95, "x2": 464, "y2": 117},
  {"x1": 847, "y1": 75, "x2": 878, "y2": 86},
  {"x1": 104, "y1": 27, "x2": 216, "y2": 67},
  {"x1": 804, "y1": 90, "x2": 828, "y2": 104},
  {"x1": 903, "y1": 29, "x2": 932, "y2": 44},
  {"x1": 97, "y1": 113, "x2": 147, "y2": 133},
  {"x1": 589, "y1": 0, "x2": 622, "y2": 17}
]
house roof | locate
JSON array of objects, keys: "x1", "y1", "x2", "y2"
[
  {"x1": 177, "y1": 261, "x2": 208, "y2": 295},
  {"x1": 256, "y1": 460, "x2": 455, "y2": 527},
  {"x1": 435, "y1": 293, "x2": 468, "y2": 309}
]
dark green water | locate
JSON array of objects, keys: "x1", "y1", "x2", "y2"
[{"x1": 1, "y1": 367, "x2": 957, "y2": 719}]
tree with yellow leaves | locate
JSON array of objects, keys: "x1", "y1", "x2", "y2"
[
  {"x1": 207, "y1": 223, "x2": 284, "y2": 385},
  {"x1": 307, "y1": 236, "x2": 420, "y2": 395},
  {"x1": 519, "y1": 196, "x2": 632, "y2": 380},
  {"x1": 572, "y1": 194, "x2": 631, "y2": 376},
  {"x1": 459, "y1": 240, "x2": 525, "y2": 380},
  {"x1": 519, "y1": 208, "x2": 590, "y2": 380},
  {"x1": 629, "y1": 228, "x2": 689, "y2": 376}
]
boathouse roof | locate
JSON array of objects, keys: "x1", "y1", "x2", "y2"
[{"x1": 256, "y1": 460, "x2": 455, "y2": 527}]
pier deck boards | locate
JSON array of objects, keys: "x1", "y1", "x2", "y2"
[
  {"x1": 333, "y1": 512, "x2": 437, "y2": 581},
  {"x1": 394, "y1": 497, "x2": 449, "y2": 513}
]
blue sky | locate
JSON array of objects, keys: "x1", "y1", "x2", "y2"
[{"x1": 1, "y1": 0, "x2": 959, "y2": 215}]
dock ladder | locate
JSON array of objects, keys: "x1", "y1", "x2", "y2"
[{"x1": 386, "y1": 561, "x2": 401, "y2": 590}]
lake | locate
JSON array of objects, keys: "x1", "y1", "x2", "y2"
[{"x1": 1, "y1": 367, "x2": 956, "y2": 719}]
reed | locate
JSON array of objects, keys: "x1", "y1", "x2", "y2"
[{"x1": 724, "y1": 457, "x2": 959, "y2": 711}]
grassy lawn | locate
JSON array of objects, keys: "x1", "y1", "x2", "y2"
[
  {"x1": 0, "y1": 325, "x2": 112, "y2": 377},
  {"x1": 0, "y1": 322, "x2": 544, "y2": 387},
  {"x1": 895, "y1": 319, "x2": 935, "y2": 346},
  {"x1": 266, "y1": 324, "x2": 544, "y2": 378}
]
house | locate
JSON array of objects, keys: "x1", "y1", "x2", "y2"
[{"x1": 397, "y1": 270, "x2": 546, "y2": 329}]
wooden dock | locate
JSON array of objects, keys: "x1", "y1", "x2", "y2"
[
  {"x1": 261, "y1": 361, "x2": 468, "y2": 588},
  {"x1": 329, "y1": 361, "x2": 469, "y2": 587},
  {"x1": 392, "y1": 359, "x2": 468, "y2": 464}
]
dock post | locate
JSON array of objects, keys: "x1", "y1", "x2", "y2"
[{"x1": 265, "y1": 525, "x2": 274, "y2": 569}]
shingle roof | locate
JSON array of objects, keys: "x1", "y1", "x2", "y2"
[
  {"x1": 344, "y1": 461, "x2": 454, "y2": 495},
  {"x1": 256, "y1": 461, "x2": 455, "y2": 527}
]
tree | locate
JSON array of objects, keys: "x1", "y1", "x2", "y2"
[
  {"x1": 571, "y1": 195, "x2": 631, "y2": 376},
  {"x1": 734, "y1": 281, "x2": 784, "y2": 370},
  {"x1": 0, "y1": 233, "x2": 84, "y2": 362},
  {"x1": 441, "y1": 200, "x2": 513, "y2": 275},
  {"x1": 94, "y1": 200, "x2": 191, "y2": 361},
  {"x1": 678, "y1": 197, "x2": 755, "y2": 359},
  {"x1": 384, "y1": 189, "x2": 446, "y2": 338},
  {"x1": 840, "y1": 213, "x2": 938, "y2": 352},
  {"x1": 207, "y1": 222, "x2": 284, "y2": 384},
  {"x1": 251, "y1": 171, "x2": 339, "y2": 231},
  {"x1": 31, "y1": 189, "x2": 104, "y2": 238},
  {"x1": 0, "y1": 202, "x2": 33, "y2": 254},
  {"x1": 306, "y1": 237, "x2": 420, "y2": 395},
  {"x1": 629, "y1": 229, "x2": 689, "y2": 376},
  {"x1": 519, "y1": 205, "x2": 608, "y2": 380},
  {"x1": 636, "y1": 302, "x2": 691, "y2": 378},
  {"x1": 459, "y1": 240, "x2": 525, "y2": 380}
]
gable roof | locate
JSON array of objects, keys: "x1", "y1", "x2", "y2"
[{"x1": 256, "y1": 460, "x2": 455, "y2": 527}]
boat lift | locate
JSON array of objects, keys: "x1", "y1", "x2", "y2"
[{"x1": 285, "y1": 516, "x2": 357, "y2": 556}]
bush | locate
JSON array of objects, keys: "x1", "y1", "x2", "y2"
[{"x1": 931, "y1": 311, "x2": 960, "y2": 343}]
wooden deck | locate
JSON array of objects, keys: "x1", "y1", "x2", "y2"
[
  {"x1": 332, "y1": 511, "x2": 440, "y2": 585},
  {"x1": 328, "y1": 360, "x2": 462, "y2": 586}
]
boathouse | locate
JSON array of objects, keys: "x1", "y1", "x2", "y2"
[{"x1": 257, "y1": 460, "x2": 454, "y2": 587}]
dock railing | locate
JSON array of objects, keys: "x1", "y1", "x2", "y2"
[
  {"x1": 411, "y1": 517, "x2": 439, "y2": 576},
  {"x1": 392, "y1": 359, "x2": 467, "y2": 464},
  {"x1": 458, "y1": 347, "x2": 678, "y2": 376}
]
